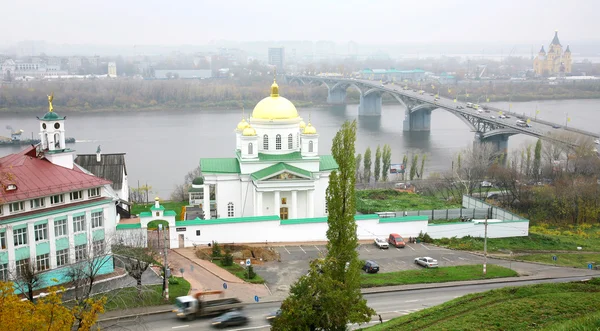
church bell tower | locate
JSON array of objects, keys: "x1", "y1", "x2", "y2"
[{"x1": 38, "y1": 93, "x2": 74, "y2": 169}]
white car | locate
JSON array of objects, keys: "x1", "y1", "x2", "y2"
[
  {"x1": 414, "y1": 257, "x2": 438, "y2": 268},
  {"x1": 374, "y1": 238, "x2": 389, "y2": 249},
  {"x1": 490, "y1": 115, "x2": 496, "y2": 119}
]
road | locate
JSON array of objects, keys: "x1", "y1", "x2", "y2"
[{"x1": 99, "y1": 276, "x2": 592, "y2": 331}]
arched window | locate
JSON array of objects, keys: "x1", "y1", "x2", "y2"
[
  {"x1": 309, "y1": 140, "x2": 314, "y2": 152},
  {"x1": 276, "y1": 134, "x2": 282, "y2": 150},
  {"x1": 288, "y1": 134, "x2": 293, "y2": 149},
  {"x1": 263, "y1": 135, "x2": 269, "y2": 150},
  {"x1": 248, "y1": 143, "x2": 253, "y2": 155},
  {"x1": 227, "y1": 202, "x2": 234, "y2": 217}
]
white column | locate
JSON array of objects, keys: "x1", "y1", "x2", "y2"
[
  {"x1": 307, "y1": 190, "x2": 315, "y2": 218},
  {"x1": 67, "y1": 215, "x2": 75, "y2": 263},
  {"x1": 256, "y1": 191, "x2": 263, "y2": 216},
  {"x1": 27, "y1": 223, "x2": 36, "y2": 261},
  {"x1": 291, "y1": 190, "x2": 298, "y2": 219},
  {"x1": 273, "y1": 191, "x2": 281, "y2": 217},
  {"x1": 6, "y1": 227, "x2": 15, "y2": 272},
  {"x1": 203, "y1": 184, "x2": 211, "y2": 219},
  {"x1": 48, "y1": 219, "x2": 56, "y2": 269}
]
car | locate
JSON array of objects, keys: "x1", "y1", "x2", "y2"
[
  {"x1": 413, "y1": 89, "x2": 417, "y2": 92},
  {"x1": 490, "y1": 115, "x2": 496, "y2": 119},
  {"x1": 388, "y1": 233, "x2": 406, "y2": 248},
  {"x1": 362, "y1": 260, "x2": 380, "y2": 273},
  {"x1": 552, "y1": 124, "x2": 561, "y2": 129},
  {"x1": 374, "y1": 238, "x2": 389, "y2": 249},
  {"x1": 481, "y1": 181, "x2": 493, "y2": 187},
  {"x1": 211, "y1": 311, "x2": 249, "y2": 328},
  {"x1": 414, "y1": 257, "x2": 438, "y2": 268},
  {"x1": 266, "y1": 309, "x2": 282, "y2": 325},
  {"x1": 434, "y1": 97, "x2": 440, "y2": 101},
  {"x1": 499, "y1": 115, "x2": 507, "y2": 119},
  {"x1": 429, "y1": 93, "x2": 435, "y2": 96}
]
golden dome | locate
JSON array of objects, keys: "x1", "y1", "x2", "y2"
[
  {"x1": 251, "y1": 79, "x2": 299, "y2": 120},
  {"x1": 303, "y1": 123, "x2": 317, "y2": 135},
  {"x1": 236, "y1": 118, "x2": 249, "y2": 131},
  {"x1": 242, "y1": 125, "x2": 257, "y2": 136},
  {"x1": 299, "y1": 121, "x2": 306, "y2": 129}
]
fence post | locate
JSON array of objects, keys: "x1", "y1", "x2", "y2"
[
  {"x1": 446, "y1": 209, "x2": 449, "y2": 220},
  {"x1": 432, "y1": 209, "x2": 435, "y2": 219},
  {"x1": 460, "y1": 208, "x2": 463, "y2": 219},
  {"x1": 473, "y1": 208, "x2": 476, "y2": 219}
]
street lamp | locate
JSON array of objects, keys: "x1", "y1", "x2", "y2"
[{"x1": 158, "y1": 223, "x2": 169, "y2": 301}]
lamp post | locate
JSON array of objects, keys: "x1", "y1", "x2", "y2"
[{"x1": 159, "y1": 223, "x2": 169, "y2": 301}]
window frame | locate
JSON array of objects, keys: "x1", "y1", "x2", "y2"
[
  {"x1": 288, "y1": 133, "x2": 293, "y2": 149},
  {"x1": 15, "y1": 258, "x2": 30, "y2": 278},
  {"x1": 13, "y1": 227, "x2": 28, "y2": 246},
  {"x1": 73, "y1": 215, "x2": 86, "y2": 233},
  {"x1": 308, "y1": 140, "x2": 314, "y2": 152},
  {"x1": 93, "y1": 240, "x2": 105, "y2": 256},
  {"x1": 9, "y1": 201, "x2": 24, "y2": 213},
  {"x1": 56, "y1": 248, "x2": 69, "y2": 267},
  {"x1": 30, "y1": 198, "x2": 46, "y2": 209},
  {"x1": 91, "y1": 211, "x2": 104, "y2": 228},
  {"x1": 75, "y1": 244, "x2": 87, "y2": 262},
  {"x1": 88, "y1": 187, "x2": 100, "y2": 198},
  {"x1": 0, "y1": 232, "x2": 6, "y2": 250},
  {"x1": 263, "y1": 134, "x2": 269, "y2": 150},
  {"x1": 36, "y1": 253, "x2": 50, "y2": 271},
  {"x1": 34, "y1": 223, "x2": 48, "y2": 242},
  {"x1": 275, "y1": 134, "x2": 282, "y2": 150},
  {"x1": 227, "y1": 202, "x2": 234, "y2": 217},
  {"x1": 0, "y1": 263, "x2": 7, "y2": 281},
  {"x1": 51, "y1": 194, "x2": 64, "y2": 205},
  {"x1": 70, "y1": 190, "x2": 84, "y2": 201},
  {"x1": 54, "y1": 219, "x2": 67, "y2": 237},
  {"x1": 196, "y1": 230, "x2": 201, "y2": 236},
  {"x1": 248, "y1": 142, "x2": 253, "y2": 155}
]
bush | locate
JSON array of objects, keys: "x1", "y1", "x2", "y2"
[
  {"x1": 222, "y1": 250, "x2": 234, "y2": 267},
  {"x1": 417, "y1": 231, "x2": 434, "y2": 243},
  {"x1": 168, "y1": 276, "x2": 179, "y2": 285},
  {"x1": 212, "y1": 241, "x2": 222, "y2": 258},
  {"x1": 246, "y1": 265, "x2": 256, "y2": 279}
]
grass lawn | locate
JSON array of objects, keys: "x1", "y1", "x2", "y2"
[
  {"x1": 362, "y1": 278, "x2": 600, "y2": 330},
  {"x1": 100, "y1": 277, "x2": 190, "y2": 311},
  {"x1": 517, "y1": 253, "x2": 600, "y2": 269},
  {"x1": 214, "y1": 260, "x2": 265, "y2": 284},
  {"x1": 356, "y1": 189, "x2": 460, "y2": 214},
  {"x1": 360, "y1": 264, "x2": 517, "y2": 288},
  {"x1": 131, "y1": 201, "x2": 188, "y2": 221}
]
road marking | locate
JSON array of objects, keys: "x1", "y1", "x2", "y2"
[
  {"x1": 172, "y1": 326, "x2": 189, "y2": 329},
  {"x1": 299, "y1": 246, "x2": 306, "y2": 254},
  {"x1": 284, "y1": 247, "x2": 291, "y2": 254},
  {"x1": 396, "y1": 247, "x2": 402, "y2": 251},
  {"x1": 405, "y1": 299, "x2": 419, "y2": 303},
  {"x1": 364, "y1": 246, "x2": 370, "y2": 252},
  {"x1": 407, "y1": 245, "x2": 415, "y2": 251},
  {"x1": 442, "y1": 257, "x2": 451, "y2": 262},
  {"x1": 314, "y1": 245, "x2": 321, "y2": 252},
  {"x1": 229, "y1": 325, "x2": 271, "y2": 331},
  {"x1": 420, "y1": 244, "x2": 430, "y2": 250},
  {"x1": 458, "y1": 257, "x2": 467, "y2": 261}
]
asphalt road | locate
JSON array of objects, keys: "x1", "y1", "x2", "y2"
[{"x1": 99, "y1": 276, "x2": 593, "y2": 331}]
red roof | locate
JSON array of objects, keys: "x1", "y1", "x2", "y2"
[{"x1": 0, "y1": 146, "x2": 111, "y2": 204}]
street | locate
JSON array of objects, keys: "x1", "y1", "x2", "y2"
[{"x1": 99, "y1": 276, "x2": 592, "y2": 331}]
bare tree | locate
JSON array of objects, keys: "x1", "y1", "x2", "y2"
[
  {"x1": 112, "y1": 232, "x2": 155, "y2": 296},
  {"x1": 171, "y1": 166, "x2": 202, "y2": 201},
  {"x1": 11, "y1": 258, "x2": 43, "y2": 302}
]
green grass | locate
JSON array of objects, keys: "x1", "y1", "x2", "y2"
[
  {"x1": 544, "y1": 311, "x2": 600, "y2": 331},
  {"x1": 356, "y1": 189, "x2": 459, "y2": 214},
  {"x1": 360, "y1": 264, "x2": 517, "y2": 288},
  {"x1": 362, "y1": 278, "x2": 600, "y2": 330},
  {"x1": 214, "y1": 260, "x2": 265, "y2": 284},
  {"x1": 516, "y1": 253, "x2": 600, "y2": 269},
  {"x1": 99, "y1": 277, "x2": 190, "y2": 311},
  {"x1": 131, "y1": 201, "x2": 187, "y2": 222}
]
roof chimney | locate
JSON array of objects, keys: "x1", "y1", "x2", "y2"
[{"x1": 96, "y1": 145, "x2": 101, "y2": 162}]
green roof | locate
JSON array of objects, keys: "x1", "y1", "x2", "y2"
[
  {"x1": 319, "y1": 155, "x2": 338, "y2": 171},
  {"x1": 151, "y1": 205, "x2": 165, "y2": 211},
  {"x1": 379, "y1": 215, "x2": 429, "y2": 223},
  {"x1": 258, "y1": 151, "x2": 304, "y2": 161},
  {"x1": 192, "y1": 176, "x2": 204, "y2": 185},
  {"x1": 139, "y1": 211, "x2": 152, "y2": 218},
  {"x1": 354, "y1": 214, "x2": 379, "y2": 220},
  {"x1": 175, "y1": 215, "x2": 280, "y2": 226},
  {"x1": 116, "y1": 223, "x2": 142, "y2": 230},
  {"x1": 201, "y1": 158, "x2": 241, "y2": 174},
  {"x1": 251, "y1": 162, "x2": 312, "y2": 181},
  {"x1": 281, "y1": 217, "x2": 327, "y2": 225},
  {"x1": 188, "y1": 187, "x2": 204, "y2": 192},
  {"x1": 165, "y1": 210, "x2": 177, "y2": 216},
  {"x1": 39, "y1": 111, "x2": 65, "y2": 121}
]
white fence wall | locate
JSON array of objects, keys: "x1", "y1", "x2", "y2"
[
  {"x1": 114, "y1": 228, "x2": 148, "y2": 247},
  {"x1": 427, "y1": 220, "x2": 529, "y2": 239}
]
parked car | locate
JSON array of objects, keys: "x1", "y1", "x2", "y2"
[
  {"x1": 481, "y1": 181, "x2": 493, "y2": 187},
  {"x1": 374, "y1": 238, "x2": 389, "y2": 249},
  {"x1": 362, "y1": 260, "x2": 380, "y2": 273},
  {"x1": 552, "y1": 124, "x2": 561, "y2": 129},
  {"x1": 414, "y1": 257, "x2": 438, "y2": 268},
  {"x1": 388, "y1": 233, "x2": 406, "y2": 248},
  {"x1": 266, "y1": 309, "x2": 282, "y2": 325},
  {"x1": 211, "y1": 311, "x2": 249, "y2": 328}
]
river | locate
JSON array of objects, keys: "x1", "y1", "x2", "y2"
[{"x1": 1, "y1": 99, "x2": 599, "y2": 197}]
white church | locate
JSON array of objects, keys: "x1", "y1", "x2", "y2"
[{"x1": 196, "y1": 78, "x2": 338, "y2": 220}]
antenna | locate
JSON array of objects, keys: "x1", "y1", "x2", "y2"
[{"x1": 273, "y1": 67, "x2": 277, "y2": 82}]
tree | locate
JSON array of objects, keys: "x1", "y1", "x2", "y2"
[
  {"x1": 274, "y1": 121, "x2": 374, "y2": 330},
  {"x1": 355, "y1": 153, "x2": 362, "y2": 183},
  {"x1": 363, "y1": 147, "x2": 372, "y2": 184},
  {"x1": 525, "y1": 145, "x2": 532, "y2": 177},
  {"x1": 409, "y1": 154, "x2": 418, "y2": 180},
  {"x1": 402, "y1": 154, "x2": 408, "y2": 180},
  {"x1": 419, "y1": 155, "x2": 427, "y2": 179},
  {"x1": 171, "y1": 166, "x2": 202, "y2": 201},
  {"x1": 381, "y1": 144, "x2": 391, "y2": 182},
  {"x1": 112, "y1": 235, "x2": 155, "y2": 296},
  {"x1": 11, "y1": 258, "x2": 42, "y2": 302},
  {"x1": 533, "y1": 139, "x2": 542, "y2": 180},
  {"x1": 374, "y1": 145, "x2": 381, "y2": 182}
]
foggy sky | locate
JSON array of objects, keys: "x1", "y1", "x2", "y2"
[{"x1": 3, "y1": 0, "x2": 599, "y2": 46}]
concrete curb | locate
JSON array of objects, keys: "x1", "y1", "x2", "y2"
[
  {"x1": 470, "y1": 252, "x2": 600, "y2": 271},
  {"x1": 170, "y1": 249, "x2": 245, "y2": 284},
  {"x1": 99, "y1": 308, "x2": 174, "y2": 322}
]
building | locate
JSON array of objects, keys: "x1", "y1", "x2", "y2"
[
  {"x1": 533, "y1": 31, "x2": 572, "y2": 76},
  {"x1": 108, "y1": 62, "x2": 117, "y2": 78},
  {"x1": 0, "y1": 97, "x2": 118, "y2": 288},
  {"x1": 268, "y1": 47, "x2": 285, "y2": 71},
  {"x1": 1, "y1": 59, "x2": 67, "y2": 81},
  {"x1": 196, "y1": 78, "x2": 338, "y2": 220},
  {"x1": 153, "y1": 69, "x2": 211, "y2": 80},
  {"x1": 358, "y1": 68, "x2": 425, "y2": 82}
]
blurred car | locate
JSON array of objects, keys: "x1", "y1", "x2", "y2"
[
  {"x1": 266, "y1": 309, "x2": 282, "y2": 325},
  {"x1": 490, "y1": 115, "x2": 496, "y2": 119},
  {"x1": 414, "y1": 257, "x2": 438, "y2": 268},
  {"x1": 374, "y1": 238, "x2": 389, "y2": 249},
  {"x1": 362, "y1": 260, "x2": 380, "y2": 273},
  {"x1": 552, "y1": 124, "x2": 561, "y2": 129},
  {"x1": 211, "y1": 311, "x2": 249, "y2": 328},
  {"x1": 481, "y1": 181, "x2": 493, "y2": 187},
  {"x1": 388, "y1": 233, "x2": 406, "y2": 248}
]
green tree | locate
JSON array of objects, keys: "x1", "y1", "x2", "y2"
[
  {"x1": 382, "y1": 144, "x2": 392, "y2": 181},
  {"x1": 410, "y1": 154, "x2": 419, "y2": 180},
  {"x1": 419, "y1": 155, "x2": 427, "y2": 179},
  {"x1": 355, "y1": 153, "x2": 362, "y2": 183},
  {"x1": 274, "y1": 121, "x2": 374, "y2": 330},
  {"x1": 363, "y1": 147, "x2": 372, "y2": 183},
  {"x1": 533, "y1": 139, "x2": 542, "y2": 180},
  {"x1": 525, "y1": 145, "x2": 532, "y2": 177},
  {"x1": 402, "y1": 154, "x2": 409, "y2": 180},
  {"x1": 374, "y1": 145, "x2": 382, "y2": 182}
]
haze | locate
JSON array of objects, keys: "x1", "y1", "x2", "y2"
[{"x1": 2, "y1": 0, "x2": 600, "y2": 46}]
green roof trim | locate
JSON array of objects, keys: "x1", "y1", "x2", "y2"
[
  {"x1": 0, "y1": 198, "x2": 112, "y2": 225},
  {"x1": 428, "y1": 221, "x2": 472, "y2": 226},
  {"x1": 379, "y1": 215, "x2": 429, "y2": 223},
  {"x1": 319, "y1": 155, "x2": 339, "y2": 171},
  {"x1": 139, "y1": 211, "x2": 152, "y2": 218},
  {"x1": 40, "y1": 111, "x2": 65, "y2": 121},
  {"x1": 188, "y1": 187, "x2": 204, "y2": 192},
  {"x1": 258, "y1": 151, "x2": 304, "y2": 161},
  {"x1": 354, "y1": 214, "x2": 379, "y2": 220},
  {"x1": 165, "y1": 210, "x2": 177, "y2": 216},
  {"x1": 116, "y1": 223, "x2": 142, "y2": 230},
  {"x1": 251, "y1": 162, "x2": 312, "y2": 181},
  {"x1": 201, "y1": 158, "x2": 241, "y2": 174},
  {"x1": 151, "y1": 205, "x2": 165, "y2": 211},
  {"x1": 175, "y1": 215, "x2": 280, "y2": 226},
  {"x1": 281, "y1": 217, "x2": 328, "y2": 225}
]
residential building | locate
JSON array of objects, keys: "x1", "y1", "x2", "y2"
[
  {"x1": 108, "y1": 62, "x2": 117, "y2": 78},
  {"x1": 268, "y1": 47, "x2": 285, "y2": 71}
]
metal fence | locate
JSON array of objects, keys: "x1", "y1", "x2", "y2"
[{"x1": 462, "y1": 195, "x2": 524, "y2": 221}]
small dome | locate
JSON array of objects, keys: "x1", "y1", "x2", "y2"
[
  {"x1": 154, "y1": 197, "x2": 160, "y2": 201},
  {"x1": 304, "y1": 123, "x2": 317, "y2": 135},
  {"x1": 242, "y1": 125, "x2": 257, "y2": 136},
  {"x1": 299, "y1": 121, "x2": 306, "y2": 129},
  {"x1": 251, "y1": 79, "x2": 299, "y2": 120},
  {"x1": 236, "y1": 118, "x2": 249, "y2": 131},
  {"x1": 40, "y1": 111, "x2": 64, "y2": 121},
  {"x1": 192, "y1": 176, "x2": 204, "y2": 185}
]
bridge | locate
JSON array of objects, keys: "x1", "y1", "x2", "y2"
[{"x1": 284, "y1": 75, "x2": 600, "y2": 153}]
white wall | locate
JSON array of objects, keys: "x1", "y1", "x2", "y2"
[
  {"x1": 426, "y1": 221, "x2": 529, "y2": 239},
  {"x1": 115, "y1": 228, "x2": 147, "y2": 246}
]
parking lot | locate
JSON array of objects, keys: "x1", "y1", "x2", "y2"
[{"x1": 253, "y1": 242, "x2": 486, "y2": 298}]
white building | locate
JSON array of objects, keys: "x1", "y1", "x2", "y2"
[
  {"x1": 108, "y1": 62, "x2": 117, "y2": 78},
  {"x1": 0, "y1": 98, "x2": 118, "y2": 288},
  {"x1": 196, "y1": 79, "x2": 338, "y2": 220}
]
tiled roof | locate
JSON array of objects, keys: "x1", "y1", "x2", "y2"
[
  {"x1": 74, "y1": 153, "x2": 127, "y2": 190},
  {"x1": 251, "y1": 162, "x2": 312, "y2": 181},
  {"x1": 0, "y1": 146, "x2": 111, "y2": 204},
  {"x1": 319, "y1": 155, "x2": 339, "y2": 171},
  {"x1": 551, "y1": 31, "x2": 561, "y2": 46},
  {"x1": 200, "y1": 158, "x2": 241, "y2": 174}
]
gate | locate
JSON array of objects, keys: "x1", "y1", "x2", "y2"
[{"x1": 147, "y1": 227, "x2": 170, "y2": 249}]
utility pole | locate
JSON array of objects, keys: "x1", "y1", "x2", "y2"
[
  {"x1": 483, "y1": 217, "x2": 488, "y2": 276},
  {"x1": 159, "y1": 224, "x2": 169, "y2": 301}
]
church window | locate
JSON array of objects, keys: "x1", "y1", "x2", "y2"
[
  {"x1": 276, "y1": 134, "x2": 282, "y2": 150},
  {"x1": 248, "y1": 143, "x2": 253, "y2": 155},
  {"x1": 227, "y1": 202, "x2": 234, "y2": 217},
  {"x1": 309, "y1": 140, "x2": 314, "y2": 153},
  {"x1": 263, "y1": 135, "x2": 269, "y2": 150},
  {"x1": 288, "y1": 134, "x2": 293, "y2": 149},
  {"x1": 54, "y1": 123, "x2": 60, "y2": 129}
]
